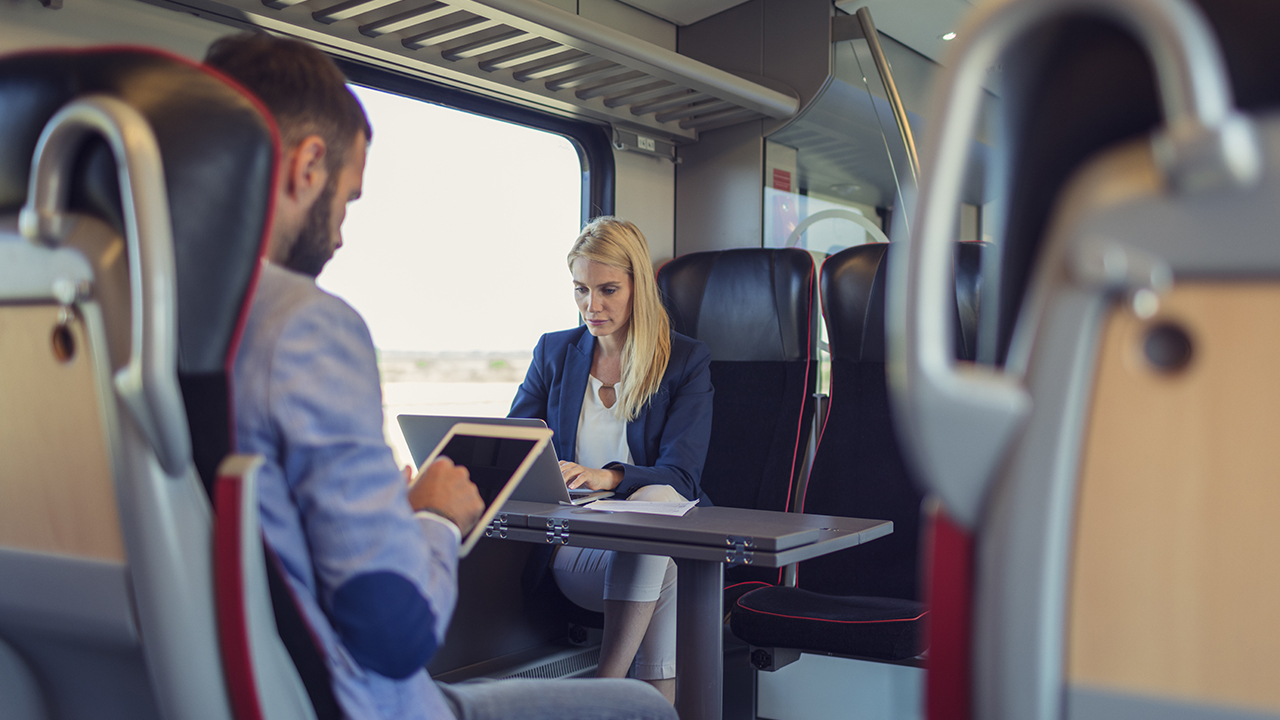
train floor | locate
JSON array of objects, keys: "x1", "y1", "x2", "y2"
[{"x1": 437, "y1": 624, "x2": 923, "y2": 720}]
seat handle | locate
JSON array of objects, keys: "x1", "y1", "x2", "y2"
[
  {"x1": 20, "y1": 95, "x2": 191, "y2": 478},
  {"x1": 887, "y1": 0, "x2": 1256, "y2": 527}
]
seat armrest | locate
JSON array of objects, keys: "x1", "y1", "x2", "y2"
[{"x1": 214, "y1": 455, "x2": 317, "y2": 720}]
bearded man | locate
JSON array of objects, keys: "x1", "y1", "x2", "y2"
[{"x1": 207, "y1": 32, "x2": 675, "y2": 720}]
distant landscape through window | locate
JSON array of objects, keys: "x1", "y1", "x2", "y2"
[{"x1": 319, "y1": 84, "x2": 584, "y2": 469}]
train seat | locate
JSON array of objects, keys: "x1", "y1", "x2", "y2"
[
  {"x1": 729, "y1": 241, "x2": 984, "y2": 665},
  {"x1": 889, "y1": 1, "x2": 1280, "y2": 719},
  {"x1": 0, "y1": 46, "x2": 317, "y2": 720},
  {"x1": 655, "y1": 247, "x2": 817, "y2": 515},
  {"x1": 656, "y1": 247, "x2": 817, "y2": 591}
]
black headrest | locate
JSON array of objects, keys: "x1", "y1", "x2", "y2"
[
  {"x1": 0, "y1": 47, "x2": 277, "y2": 375},
  {"x1": 657, "y1": 248, "x2": 814, "y2": 362},
  {"x1": 992, "y1": 0, "x2": 1280, "y2": 363},
  {"x1": 821, "y1": 242, "x2": 985, "y2": 363},
  {"x1": 820, "y1": 243, "x2": 889, "y2": 362}
]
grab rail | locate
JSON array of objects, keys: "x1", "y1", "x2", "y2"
[
  {"x1": 886, "y1": 0, "x2": 1257, "y2": 527},
  {"x1": 21, "y1": 95, "x2": 190, "y2": 478}
]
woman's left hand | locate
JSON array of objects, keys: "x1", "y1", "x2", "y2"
[{"x1": 560, "y1": 461, "x2": 623, "y2": 491}]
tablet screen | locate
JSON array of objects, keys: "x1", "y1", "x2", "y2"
[
  {"x1": 419, "y1": 422, "x2": 553, "y2": 558},
  {"x1": 435, "y1": 434, "x2": 539, "y2": 506}
]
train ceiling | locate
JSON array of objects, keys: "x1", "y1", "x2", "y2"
[
  {"x1": 162, "y1": 0, "x2": 800, "y2": 142},
  {"x1": 621, "y1": 0, "x2": 977, "y2": 67}
]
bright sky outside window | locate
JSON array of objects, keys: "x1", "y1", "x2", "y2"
[{"x1": 318, "y1": 84, "x2": 586, "y2": 464}]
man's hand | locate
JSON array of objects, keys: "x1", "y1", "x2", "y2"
[
  {"x1": 408, "y1": 457, "x2": 484, "y2": 536},
  {"x1": 559, "y1": 461, "x2": 623, "y2": 491}
]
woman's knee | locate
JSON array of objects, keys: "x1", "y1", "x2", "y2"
[
  {"x1": 660, "y1": 558, "x2": 676, "y2": 595},
  {"x1": 553, "y1": 547, "x2": 609, "y2": 612},
  {"x1": 604, "y1": 552, "x2": 670, "y2": 602},
  {"x1": 627, "y1": 485, "x2": 685, "y2": 503}
]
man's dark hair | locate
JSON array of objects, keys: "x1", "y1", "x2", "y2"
[{"x1": 205, "y1": 33, "x2": 372, "y2": 172}]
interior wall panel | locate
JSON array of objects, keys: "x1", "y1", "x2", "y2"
[
  {"x1": 613, "y1": 147, "x2": 675, "y2": 265},
  {"x1": 0, "y1": 0, "x2": 226, "y2": 58}
]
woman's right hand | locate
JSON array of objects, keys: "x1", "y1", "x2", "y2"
[{"x1": 560, "y1": 460, "x2": 623, "y2": 491}]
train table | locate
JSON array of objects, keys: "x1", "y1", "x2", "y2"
[{"x1": 487, "y1": 502, "x2": 893, "y2": 720}]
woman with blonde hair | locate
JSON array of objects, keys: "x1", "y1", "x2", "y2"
[{"x1": 509, "y1": 217, "x2": 713, "y2": 702}]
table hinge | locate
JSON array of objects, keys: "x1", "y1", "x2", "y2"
[
  {"x1": 725, "y1": 535, "x2": 755, "y2": 566},
  {"x1": 545, "y1": 518, "x2": 570, "y2": 545},
  {"x1": 484, "y1": 513, "x2": 509, "y2": 539}
]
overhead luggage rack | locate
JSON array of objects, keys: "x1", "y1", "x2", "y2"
[{"x1": 160, "y1": 0, "x2": 801, "y2": 141}]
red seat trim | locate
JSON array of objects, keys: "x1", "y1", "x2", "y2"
[
  {"x1": 924, "y1": 508, "x2": 973, "y2": 720},
  {"x1": 778, "y1": 259, "x2": 815, "y2": 585},
  {"x1": 214, "y1": 473, "x2": 267, "y2": 720},
  {"x1": 782, "y1": 260, "x2": 815, "y2": 516},
  {"x1": 735, "y1": 595, "x2": 929, "y2": 625},
  {"x1": 725, "y1": 580, "x2": 773, "y2": 592}
]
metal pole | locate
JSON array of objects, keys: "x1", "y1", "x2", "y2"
[
  {"x1": 855, "y1": 7, "x2": 921, "y2": 185},
  {"x1": 675, "y1": 558, "x2": 725, "y2": 720}
]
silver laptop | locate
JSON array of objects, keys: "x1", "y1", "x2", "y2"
[{"x1": 398, "y1": 414, "x2": 613, "y2": 505}]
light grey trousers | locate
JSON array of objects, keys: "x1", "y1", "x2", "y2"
[{"x1": 551, "y1": 484, "x2": 684, "y2": 680}]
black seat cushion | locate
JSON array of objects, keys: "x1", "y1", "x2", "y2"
[
  {"x1": 796, "y1": 242, "x2": 986, "y2": 600},
  {"x1": 820, "y1": 242, "x2": 983, "y2": 365},
  {"x1": 703, "y1": 360, "x2": 816, "y2": 513},
  {"x1": 724, "y1": 580, "x2": 774, "y2": 618},
  {"x1": 730, "y1": 586, "x2": 927, "y2": 662},
  {"x1": 798, "y1": 358, "x2": 920, "y2": 599},
  {"x1": 657, "y1": 248, "x2": 816, "y2": 513},
  {"x1": 658, "y1": 248, "x2": 817, "y2": 590}
]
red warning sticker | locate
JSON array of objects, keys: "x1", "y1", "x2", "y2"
[{"x1": 772, "y1": 168, "x2": 792, "y2": 192}]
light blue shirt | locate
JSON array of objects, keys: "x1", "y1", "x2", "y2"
[{"x1": 234, "y1": 263, "x2": 458, "y2": 720}]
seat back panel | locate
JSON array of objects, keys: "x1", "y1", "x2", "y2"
[
  {"x1": 799, "y1": 360, "x2": 919, "y2": 599},
  {"x1": 1069, "y1": 282, "x2": 1280, "y2": 714},
  {"x1": 965, "y1": 131, "x2": 1280, "y2": 720},
  {"x1": 886, "y1": 2, "x2": 1280, "y2": 719},
  {"x1": 0, "y1": 46, "x2": 288, "y2": 720},
  {"x1": 0, "y1": 302, "x2": 123, "y2": 561},
  {"x1": 799, "y1": 242, "x2": 985, "y2": 600},
  {"x1": 703, "y1": 360, "x2": 815, "y2": 511},
  {"x1": 657, "y1": 248, "x2": 816, "y2": 512}
]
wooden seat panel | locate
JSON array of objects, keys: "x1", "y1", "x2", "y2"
[
  {"x1": 0, "y1": 303, "x2": 123, "y2": 562},
  {"x1": 1070, "y1": 282, "x2": 1280, "y2": 714}
]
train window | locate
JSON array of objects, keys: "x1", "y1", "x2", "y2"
[
  {"x1": 763, "y1": 141, "x2": 885, "y2": 255},
  {"x1": 317, "y1": 83, "x2": 593, "y2": 467},
  {"x1": 762, "y1": 140, "x2": 886, "y2": 398}
]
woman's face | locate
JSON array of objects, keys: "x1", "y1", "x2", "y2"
[{"x1": 571, "y1": 257, "x2": 633, "y2": 341}]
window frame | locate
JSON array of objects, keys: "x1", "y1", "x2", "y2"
[{"x1": 334, "y1": 57, "x2": 616, "y2": 223}]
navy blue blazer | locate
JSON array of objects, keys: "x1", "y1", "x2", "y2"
[{"x1": 509, "y1": 325, "x2": 714, "y2": 505}]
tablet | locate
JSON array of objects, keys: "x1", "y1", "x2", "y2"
[
  {"x1": 416, "y1": 422, "x2": 553, "y2": 557},
  {"x1": 398, "y1": 414, "x2": 613, "y2": 506}
]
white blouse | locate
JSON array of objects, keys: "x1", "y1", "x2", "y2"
[{"x1": 575, "y1": 374, "x2": 633, "y2": 470}]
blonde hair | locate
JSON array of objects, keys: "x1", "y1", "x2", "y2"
[{"x1": 568, "y1": 217, "x2": 671, "y2": 422}]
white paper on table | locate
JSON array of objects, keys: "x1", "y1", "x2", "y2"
[{"x1": 581, "y1": 499, "x2": 699, "y2": 517}]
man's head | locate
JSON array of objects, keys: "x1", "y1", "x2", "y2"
[{"x1": 205, "y1": 33, "x2": 371, "y2": 276}]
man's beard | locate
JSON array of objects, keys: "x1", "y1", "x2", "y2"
[{"x1": 283, "y1": 177, "x2": 338, "y2": 278}]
